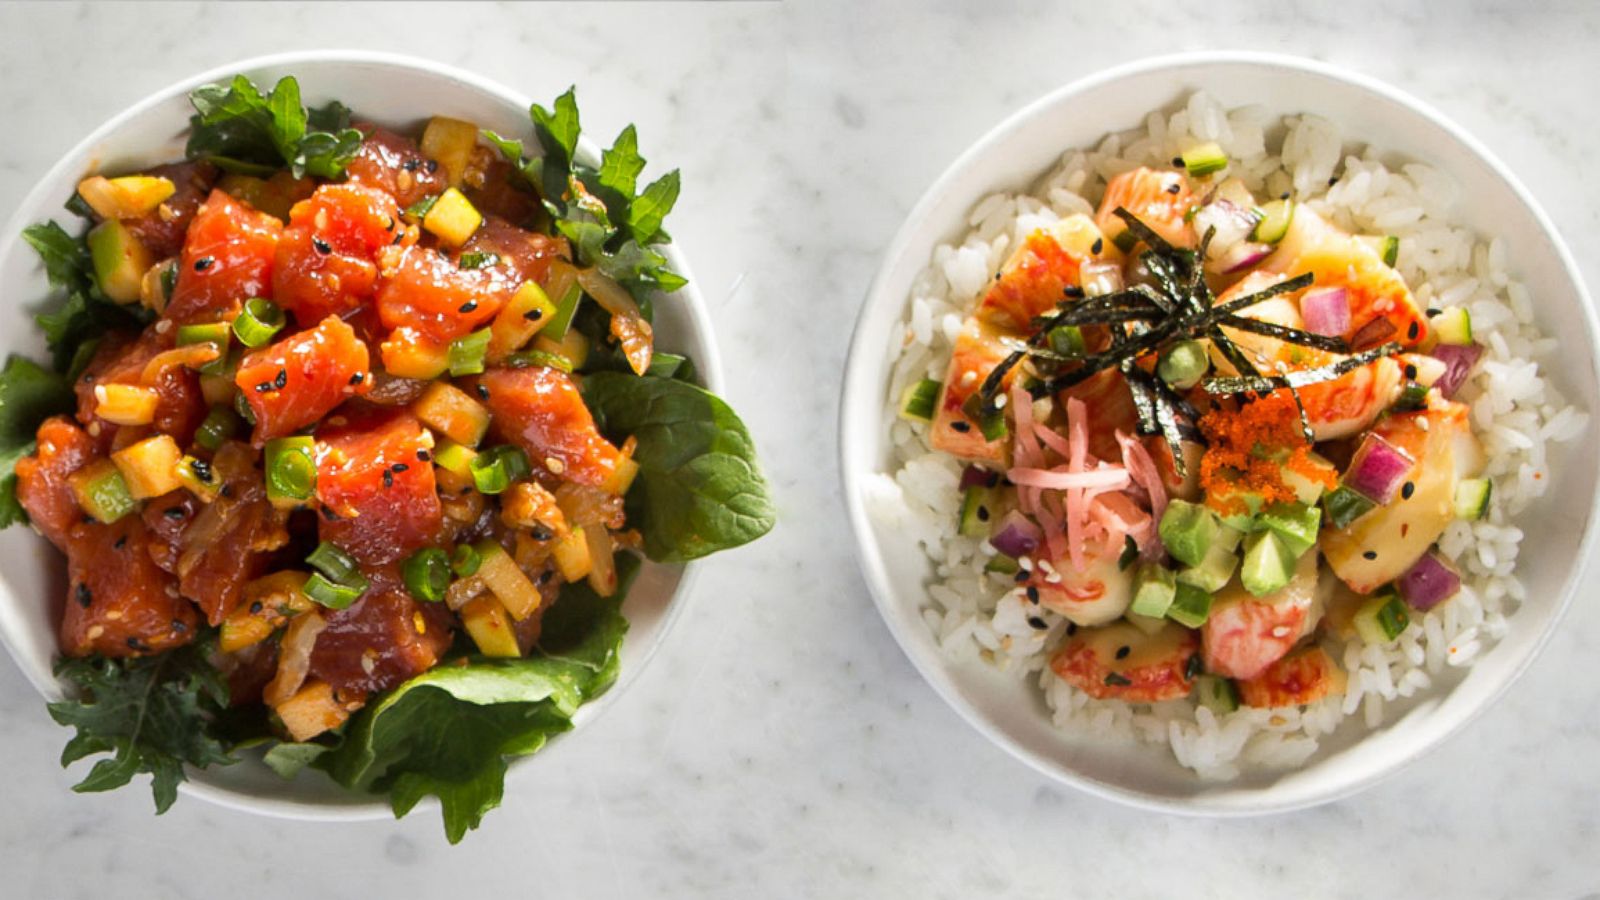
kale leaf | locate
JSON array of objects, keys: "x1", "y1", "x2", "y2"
[
  {"x1": 308, "y1": 556, "x2": 635, "y2": 843},
  {"x1": 484, "y1": 88, "x2": 687, "y2": 302},
  {"x1": 48, "y1": 639, "x2": 237, "y2": 813},
  {"x1": 22, "y1": 221, "x2": 151, "y2": 374},
  {"x1": 186, "y1": 75, "x2": 363, "y2": 179},
  {"x1": 0, "y1": 356, "x2": 75, "y2": 527},
  {"x1": 581, "y1": 372, "x2": 775, "y2": 563}
]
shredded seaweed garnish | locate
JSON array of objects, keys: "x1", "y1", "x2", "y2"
[{"x1": 968, "y1": 207, "x2": 1365, "y2": 475}]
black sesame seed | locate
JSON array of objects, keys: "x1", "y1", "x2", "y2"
[
  {"x1": 313, "y1": 237, "x2": 332, "y2": 255},
  {"x1": 1013, "y1": 570, "x2": 1030, "y2": 584},
  {"x1": 76, "y1": 584, "x2": 92, "y2": 608},
  {"x1": 523, "y1": 307, "x2": 544, "y2": 321},
  {"x1": 383, "y1": 469, "x2": 394, "y2": 488},
  {"x1": 1426, "y1": 307, "x2": 1442, "y2": 317},
  {"x1": 1171, "y1": 156, "x2": 1184, "y2": 167},
  {"x1": 392, "y1": 233, "x2": 404, "y2": 245},
  {"x1": 220, "y1": 484, "x2": 234, "y2": 499},
  {"x1": 349, "y1": 372, "x2": 365, "y2": 385},
  {"x1": 386, "y1": 216, "x2": 396, "y2": 231},
  {"x1": 949, "y1": 421, "x2": 972, "y2": 433},
  {"x1": 1165, "y1": 183, "x2": 1180, "y2": 195},
  {"x1": 1104, "y1": 672, "x2": 1131, "y2": 687},
  {"x1": 475, "y1": 384, "x2": 490, "y2": 400},
  {"x1": 250, "y1": 601, "x2": 263, "y2": 614},
  {"x1": 426, "y1": 160, "x2": 439, "y2": 174},
  {"x1": 416, "y1": 449, "x2": 431, "y2": 462},
  {"x1": 1401, "y1": 481, "x2": 1415, "y2": 500},
  {"x1": 1328, "y1": 176, "x2": 1340, "y2": 187},
  {"x1": 1064, "y1": 285, "x2": 1085, "y2": 299},
  {"x1": 1363, "y1": 550, "x2": 1378, "y2": 560},
  {"x1": 1027, "y1": 617, "x2": 1048, "y2": 630},
  {"x1": 171, "y1": 619, "x2": 188, "y2": 634},
  {"x1": 458, "y1": 300, "x2": 479, "y2": 314},
  {"x1": 403, "y1": 159, "x2": 420, "y2": 172},
  {"x1": 1404, "y1": 364, "x2": 1418, "y2": 380},
  {"x1": 321, "y1": 505, "x2": 339, "y2": 521},
  {"x1": 191, "y1": 459, "x2": 213, "y2": 482},
  {"x1": 194, "y1": 257, "x2": 215, "y2": 272},
  {"x1": 391, "y1": 463, "x2": 409, "y2": 473},
  {"x1": 976, "y1": 505, "x2": 990, "y2": 522},
  {"x1": 537, "y1": 569, "x2": 555, "y2": 585},
  {"x1": 531, "y1": 525, "x2": 554, "y2": 542},
  {"x1": 1407, "y1": 321, "x2": 1420, "y2": 340},
  {"x1": 1115, "y1": 645, "x2": 1131, "y2": 660},
  {"x1": 274, "y1": 369, "x2": 288, "y2": 389},
  {"x1": 113, "y1": 535, "x2": 126, "y2": 550},
  {"x1": 1185, "y1": 654, "x2": 1203, "y2": 680},
  {"x1": 1279, "y1": 191, "x2": 1290, "y2": 200},
  {"x1": 1091, "y1": 238, "x2": 1104, "y2": 255},
  {"x1": 1025, "y1": 585, "x2": 1040, "y2": 603},
  {"x1": 126, "y1": 637, "x2": 144, "y2": 650},
  {"x1": 1066, "y1": 623, "x2": 1077, "y2": 636}
]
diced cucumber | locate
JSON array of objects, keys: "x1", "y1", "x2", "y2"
[
  {"x1": 87, "y1": 219, "x2": 152, "y2": 303},
  {"x1": 1453, "y1": 477, "x2": 1492, "y2": 521},
  {"x1": 1393, "y1": 380, "x2": 1429, "y2": 412},
  {"x1": 909, "y1": 378, "x2": 955, "y2": 422},
  {"x1": 1180, "y1": 142, "x2": 1229, "y2": 178},
  {"x1": 1353, "y1": 592, "x2": 1410, "y2": 645},
  {"x1": 1240, "y1": 530, "x2": 1296, "y2": 597},
  {"x1": 1381, "y1": 235, "x2": 1400, "y2": 267},
  {"x1": 958, "y1": 487, "x2": 996, "y2": 538},
  {"x1": 983, "y1": 555, "x2": 1020, "y2": 576},
  {"x1": 1256, "y1": 502, "x2": 1320, "y2": 557},
  {"x1": 1157, "y1": 339, "x2": 1208, "y2": 390},
  {"x1": 69, "y1": 459, "x2": 138, "y2": 524},
  {"x1": 1194, "y1": 675, "x2": 1240, "y2": 714},
  {"x1": 1129, "y1": 563, "x2": 1178, "y2": 618},
  {"x1": 1429, "y1": 307, "x2": 1472, "y2": 346},
  {"x1": 1252, "y1": 199, "x2": 1295, "y2": 244},
  {"x1": 1323, "y1": 485, "x2": 1376, "y2": 530},
  {"x1": 1158, "y1": 499, "x2": 1219, "y2": 568},
  {"x1": 1167, "y1": 581, "x2": 1214, "y2": 628}
]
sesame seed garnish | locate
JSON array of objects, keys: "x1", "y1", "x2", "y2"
[
  {"x1": 416, "y1": 449, "x2": 431, "y2": 461},
  {"x1": 475, "y1": 384, "x2": 490, "y2": 400},
  {"x1": 1091, "y1": 238, "x2": 1104, "y2": 255},
  {"x1": 1407, "y1": 321, "x2": 1420, "y2": 340},
  {"x1": 349, "y1": 372, "x2": 365, "y2": 385},
  {"x1": 458, "y1": 300, "x2": 478, "y2": 314},
  {"x1": 1027, "y1": 617, "x2": 1048, "y2": 630},
  {"x1": 313, "y1": 237, "x2": 332, "y2": 254},
  {"x1": 524, "y1": 307, "x2": 545, "y2": 321},
  {"x1": 194, "y1": 257, "x2": 214, "y2": 272},
  {"x1": 382, "y1": 469, "x2": 394, "y2": 488},
  {"x1": 391, "y1": 463, "x2": 409, "y2": 473},
  {"x1": 1025, "y1": 585, "x2": 1040, "y2": 603},
  {"x1": 545, "y1": 457, "x2": 565, "y2": 475},
  {"x1": 1165, "y1": 183, "x2": 1180, "y2": 195},
  {"x1": 1401, "y1": 481, "x2": 1415, "y2": 500},
  {"x1": 76, "y1": 584, "x2": 92, "y2": 608},
  {"x1": 950, "y1": 421, "x2": 971, "y2": 433},
  {"x1": 1363, "y1": 550, "x2": 1377, "y2": 560},
  {"x1": 1115, "y1": 645, "x2": 1130, "y2": 660}
]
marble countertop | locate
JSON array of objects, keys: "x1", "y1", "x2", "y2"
[{"x1": 2, "y1": 1, "x2": 1596, "y2": 897}]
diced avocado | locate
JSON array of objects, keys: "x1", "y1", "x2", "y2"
[
  {"x1": 1159, "y1": 499, "x2": 1218, "y2": 568},
  {"x1": 1453, "y1": 477, "x2": 1492, "y2": 521},
  {"x1": 1167, "y1": 581, "x2": 1214, "y2": 628},
  {"x1": 1240, "y1": 530, "x2": 1296, "y2": 597},
  {"x1": 1124, "y1": 612, "x2": 1167, "y2": 636},
  {"x1": 87, "y1": 219, "x2": 152, "y2": 303},
  {"x1": 1429, "y1": 307, "x2": 1472, "y2": 346},
  {"x1": 1353, "y1": 592, "x2": 1410, "y2": 645},
  {"x1": 1176, "y1": 535, "x2": 1239, "y2": 593},
  {"x1": 1195, "y1": 675, "x2": 1240, "y2": 714},
  {"x1": 1129, "y1": 563, "x2": 1178, "y2": 618},
  {"x1": 1257, "y1": 502, "x2": 1321, "y2": 557},
  {"x1": 958, "y1": 486, "x2": 996, "y2": 538}
]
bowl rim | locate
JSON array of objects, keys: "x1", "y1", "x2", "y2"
[
  {"x1": 0, "y1": 47, "x2": 722, "y2": 821},
  {"x1": 838, "y1": 49, "x2": 1600, "y2": 816}
]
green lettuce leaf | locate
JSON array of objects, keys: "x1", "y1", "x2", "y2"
[
  {"x1": 185, "y1": 74, "x2": 362, "y2": 179},
  {"x1": 309, "y1": 556, "x2": 635, "y2": 842},
  {"x1": 0, "y1": 356, "x2": 75, "y2": 527},
  {"x1": 22, "y1": 221, "x2": 152, "y2": 374},
  {"x1": 48, "y1": 639, "x2": 237, "y2": 813},
  {"x1": 581, "y1": 372, "x2": 775, "y2": 562}
]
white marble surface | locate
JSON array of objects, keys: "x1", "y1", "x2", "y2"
[{"x1": 1, "y1": 1, "x2": 1597, "y2": 897}]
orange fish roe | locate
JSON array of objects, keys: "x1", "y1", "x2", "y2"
[{"x1": 1198, "y1": 390, "x2": 1336, "y2": 515}]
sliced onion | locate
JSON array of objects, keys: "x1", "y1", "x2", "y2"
[
  {"x1": 1300, "y1": 286, "x2": 1350, "y2": 337},
  {"x1": 1430, "y1": 342, "x2": 1483, "y2": 398},
  {"x1": 989, "y1": 509, "x2": 1041, "y2": 558},
  {"x1": 263, "y1": 609, "x2": 327, "y2": 708},
  {"x1": 960, "y1": 464, "x2": 999, "y2": 490},
  {"x1": 1344, "y1": 433, "x2": 1415, "y2": 504},
  {"x1": 1216, "y1": 241, "x2": 1272, "y2": 274},
  {"x1": 1080, "y1": 261, "x2": 1124, "y2": 297},
  {"x1": 1193, "y1": 200, "x2": 1261, "y2": 261},
  {"x1": 1398, "y1": 551, "x2": 1461, "y2": 610},
  {"x1": 576, "y1": 267, "x2": 653, "y2": 375}
]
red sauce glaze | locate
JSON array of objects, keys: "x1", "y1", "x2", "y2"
[
  {"x1": 308, "y1": 574, "x2": 453, "y2": 697},
  {"x1": 374, "y1": 243, "x2": 511, "y2": 343},
  {"x1": 236, "y1": 316, "x2": 372, "y2": 443},
  {"x1": 141, "y1": 490, "x2": 199, "y2": 574},
  {"x1": 455, "y1": 216, "x2": 565, "y2": 288},
  {"x1": 462, "y1": 154, "x2": 539, "y2": 225},
  {"x1": 315, "y1": 407, "x2": 442, "y2": 566},
  {"x1": 60, "y1": 514, "x2": 198, "y2": 658},
  {"x1": 122, "y1": 161, "x2": 219, "y2": 259},
  {"x1": 14, "y1": 416, "x2": 98, "y2": 550},
  {"x1": 273, "y1": 183, "x2": 403, "y2": 326},
  {"x1": 477, "y1": 367, "x2": 623, "y2": 487},
  {"x1": 165, "y1": 189, "x2": 283, "y2": 324},
  {"x1": 74, "y1": 326, "x2": 207, "y2": 448},
  {"x1": 345, "y1": 127, "x2": 448, "y2": 209}
]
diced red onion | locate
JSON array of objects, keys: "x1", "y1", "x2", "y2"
[
  {"x1": 1080, "y1": 261, "x2": 1124, "y2": 297},
  {"x1": 1216, "y1": 241, "x2": 1272, "y2": 274},
  {"x1": 1300, "y1": 286, "x2": 1350, "y2": 337},
  {"x1": 989, "y1": 510, "x2": 1042, "y2": 558},
  {"x1": 1429, "y1": 342, "x2": 1484, "y2": 398},
  {"x1": 1398, "y1": 551, "x2": 1462, "y2": 611},
  {"x1": 1343, "y1": 433, "x2": 1415, "y2": 504},
  {"x1": 960, "y1": 464, "x2": 998, "y2": 491},
  {"x1": 1194, "y1": 200, "x2": 1261, "y2": 262}
]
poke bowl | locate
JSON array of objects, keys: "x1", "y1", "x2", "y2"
[
  {"x1": 840, "y1": 51, "x2": 1599, "y2": 813},
  {"x1": 0, "y1": 50, "x2": 772, "y2": 838}
]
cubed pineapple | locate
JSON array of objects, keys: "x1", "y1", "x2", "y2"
[
  {"x1": 110, "y1": 434, "x2": 184, "y2": 499},
  {"x1": 422, "y1": 187, "x2": 482, "y2": 247},
  {"x1": 76, "y1": 175, "x2": 175, "y2": 219}
]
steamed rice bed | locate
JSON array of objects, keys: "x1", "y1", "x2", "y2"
[{"x1": 866, "y1": 92, "x2": 1586, "y2": 778}]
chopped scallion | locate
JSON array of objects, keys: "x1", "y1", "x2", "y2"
[
  {"x1": 401, "y1": 548, "x2": 451, "y2": 603},
  {"x1": 303, "y1": 572, "x2": 363, "y2": 610},
  {"x1": 194, "y1": 405, "x2": 241, "y2": 451},
  {"x1": 447, "y1": 328, "x2": 492, "y2": 376},
  {"x1": 232, "y1": 297, "x2": 285, "y2": 348},
  {"x1": 307, "y1": 540, "x2": 360, "y2": 585},
  {"x1": 451, "y1": 543, "x2": 482, "y2": 577},
  {"x1": 264, "y1": 436, "x2": 317, "y2": 505},
  {"x1": 469, "y1": 445, "x2": 531, "y2": 494}
]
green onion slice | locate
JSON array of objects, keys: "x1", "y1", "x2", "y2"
[
  {"x1": 264, "y1": 436, "x2": 317, "y2": 502},
  {"x1": 304, "y1": 572, "x2": 363, "y2": 610},
  {"x1": 468, "y1": 445, "x2": 531, "y2": 494},
  {"x1": 195, "y1": 405, "x2": 242, "y2": 452},
  {"x1": 233, "y1": 297, "x2": 286, "y2": 348},
  {"x1": 451, "y1": 543, "x2": 482, "y2": 578},
  {"x1": 402, "y1": 548, "x2": 451, "y2": 603},
  {"x1": 307, "y1": 540, "x2": 361, "y2": 585},
  {"x1": 448, "y1": 328, "x2": 492, "y2": 376}
]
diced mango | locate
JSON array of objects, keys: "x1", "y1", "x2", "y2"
[
  {"x1": 77, "y1": 175, "x2": 175, "y2": 219},
  {"x1": 110, "y1": 434, "x2": 184, "y2": 499},
  {"x1": 488, "y1": 281, "x2": 559, "y2": 362},
  {"x1": 380, "y1": 329, "x2": 451, "y2": 380},
  {"x1": 420, "y1": 117, "x2": 481, "y2": 188},
  {"x1": 422, "y1": 187, "x2": 482, "y2": 247},
  {"x1": 461, "y1": 595, "x2": 521, "y2": 657}
]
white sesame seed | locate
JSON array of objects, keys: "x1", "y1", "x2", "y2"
[{"x1": 1271, "y1": 625, "x2": 1291, "y2": 638}]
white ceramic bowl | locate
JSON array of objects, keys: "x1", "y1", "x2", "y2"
[
  {"x1": 840, "y1": 52, "x2": 1600, "y2": 814},
  {"x1": 0, "y1": 50, "x2": 719, "y2": 820}
]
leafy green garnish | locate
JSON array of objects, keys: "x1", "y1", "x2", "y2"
[
  {"x1": 21, "y1": 221, "x2": 151, "y2": 375},
  {"x1": 186, "y1": 75, "x2": 363, "y2": 179},
  {"x1": 0, "y1": 356, "x2": 75, "y2": 527},
  {"x1": 484, "y1": 88, "x2": 686, "y2": 303},
  {"x1": 48, "y1": 639, "x2": 236, "y2": 813},
  {"x1": 303, "y1": 556, "x2": 636, "y2": 843},
  {"x1": 582, "y1": 372, "x2": 775, "y2": 563}
]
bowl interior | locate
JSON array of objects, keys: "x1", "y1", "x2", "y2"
[
  {"x1": 841, "y1": 53, "x2": 1600, "y2": 813},
  {"x1": 0, "y1": 52, "x2": 717, "y2": 819}
]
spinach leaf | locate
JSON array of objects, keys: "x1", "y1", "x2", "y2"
[
  {"x1": 186, "y1": 74, "x2": 362, "y2": 179},
  {"x1": 581, "y1": 372, "x2": 775, "y2": 563},
  {"x1": 0, "y1": 356, "x2": 75, "y2": 527},
  {"x1": 21, "y1": 221, "x2": 151, "y2": 374},
  {"x1": 48, "y1": 639, "x2": 237, "y2": 813},
  {"x1": 483, "y1": 88, "x2": 686, "y2": 304},
  {"x1": 310, "y1": 557, "x2": 634, "y2": 843}
]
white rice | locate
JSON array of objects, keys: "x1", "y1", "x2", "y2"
[{"x1": 865, "y1": 92, "x2": 1587, "y2": 779}]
